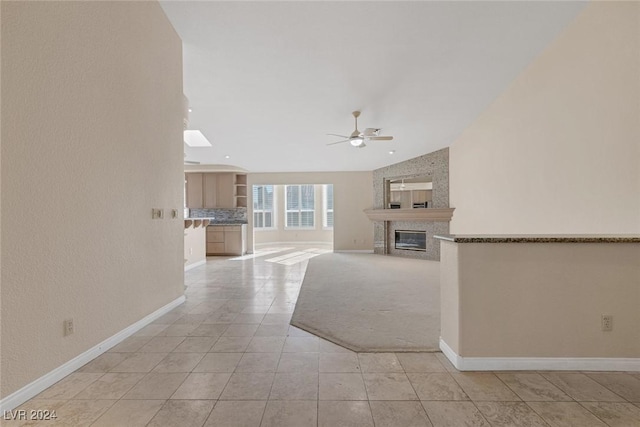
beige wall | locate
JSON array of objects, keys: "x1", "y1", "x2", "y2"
[
  {"x1": 439, "y1": 241, "x2": 460, "y2": 355},
  {"x1": 254, "y1": 185, "x2": 333, "y2": 246},
  {"x1": 248, "y1": 172, "x2": 373, "y2": 252},
  {"x1": 184, "y1": 225, "x2": 207, "y2": 268},
  {"x1": 1, "y1": 1, "x2": 184, "y2": 398},
  {"x1": 441, "y1": 241, "x2": 640, "y2": 358},
  {"x1": 449, "y1": 1, "x2": 640, "y2": 234}
]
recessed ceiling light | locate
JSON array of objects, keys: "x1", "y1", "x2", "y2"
[
  {"x1": 225, "y1": 155, "x2": 230, "y2": 159},
  {"x1": 184, "y1": 130, "x2": 212, "y2": 147},
  {"x1": 188, "y1": 108, "x2": 193, "y2": 113},
  {"x1": 389, "y1": 150, "x2": 396, "y2": 155}
]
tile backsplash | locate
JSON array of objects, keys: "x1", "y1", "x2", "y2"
[{"x1": 188, "y1": 208, "x2": 247, "y2": 222}]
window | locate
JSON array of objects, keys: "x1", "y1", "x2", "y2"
[
  {"x1": 253, "y1": 185, "x2": 274, "y2": 228},
  {"x1": 285, "y1": 184, "x2": 314, "y2": 228},
  {"x1": 323, "y1": 184, "x2": 334, "y2": 229}
]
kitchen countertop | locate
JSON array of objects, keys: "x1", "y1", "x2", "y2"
[
  {"x1": 434, "y1": 234, "x2": 640, "y2": 243},
  {"x1": 206, "y1": 221, "x2": 248, "y2": 226},
  {"x1": 185, "y1": 217, "x2": 247, "y2": 225}
]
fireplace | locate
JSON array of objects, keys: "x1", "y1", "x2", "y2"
[{"x1": 395, "y1": 230, "x2": 427, "y2": 251}]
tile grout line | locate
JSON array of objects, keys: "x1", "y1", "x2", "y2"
[
  {"x1": 399, "y1": 356, "x2": 438, "y2": 426},
  {"x1": 584, "y1": 372, "x2": 636, "y2": 403}
]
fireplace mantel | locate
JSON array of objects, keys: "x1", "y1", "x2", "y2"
[{"x1": 364, "y1": 208, "x2": 455, "y2": 222}]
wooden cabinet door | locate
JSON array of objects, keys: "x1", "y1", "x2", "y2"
[
  {"x1": 400, "y1": 191, "x2": 411, "y2": 208},
  {"x1": 206, "y1": 242, "x2": 225, "y2": 254},
  {"x1": 185, "y1": 173, "x2": 203, "y2": 208},
  {"x1": 412, "y1": 190, "x2": 428, "y2": 203},
  {"x1": 203, "y1": 174, "x2": 217, "y2": 208},
  {"x1": 224, "y1": 231, "x2": 242, "y2": 254},
  {"x1": 206, "y1": 230, "x2": 224, "y2": 243},
  {"x1": 216, "y1": 173, "x2": 235, "y2": 208}
]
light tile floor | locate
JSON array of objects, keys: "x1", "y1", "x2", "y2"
[{"x1": 6, "y1": 248, "x2": 640, "y2": 426}]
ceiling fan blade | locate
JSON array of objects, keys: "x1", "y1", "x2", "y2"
[
  {"x1": 326, "y1": 133, "x2": 349, "y2": 139},
  {"x1": 363, "y1": 128, "x2": 380, "y2": 137},
  {"x1": 326, "y1": 139, "x2": 349, "y2": 146},
  {"x1": 367, "y1": 136, "x2": 393, "y2": 141}
]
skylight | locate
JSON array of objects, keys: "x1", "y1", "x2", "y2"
[{"x1": 184, "y1": 130, "x2": 212, "y2": 147}]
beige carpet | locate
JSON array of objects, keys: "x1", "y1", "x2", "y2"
[{"x1": 291, "y1": 253, "x2": 440, "y2": 352}]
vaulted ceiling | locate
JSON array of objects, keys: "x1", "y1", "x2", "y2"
[{"x1": 161, "y1": 1, "x2": 586, "y2": 172}]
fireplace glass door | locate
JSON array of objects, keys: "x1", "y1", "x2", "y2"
[{"x1": 395, "y1": 230, "x2": 427, "y2": 251}]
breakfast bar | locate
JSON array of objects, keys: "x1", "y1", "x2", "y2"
[{"x1": 434, "y1": 234, "x2": 640, "y2": 371}]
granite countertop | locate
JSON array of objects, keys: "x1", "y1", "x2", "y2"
[
  {"x1": 434, "y1": 234, "x2": 640, "y2": 243},
  {"x1": 184, "y1": 217, "x2": 248, "y2": 225},
  {"x1": 206, "y1": 220, "x2": 248, "y2": 226}
]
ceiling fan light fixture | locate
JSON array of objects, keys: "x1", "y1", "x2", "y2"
[{"x1": 350, "y1": 138, "x2": 364, "y2": 147}]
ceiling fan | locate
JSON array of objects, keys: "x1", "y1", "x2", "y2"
[{"x1": 327, "y1": 111, "x2": 393, "y2": 148}]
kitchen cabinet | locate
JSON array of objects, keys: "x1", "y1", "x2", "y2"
[
  {"x1": 206, "y1": 228, "x2": 224, "y2": 255},
  {"x1": 206, "y1": 225, "x2": 246, "y2": 255},
  {"x1": 412, "y1": 190, "x2": 430, "y2": 204},
  {"x1": 390, "y1": 190, "x2": 411, "y2": 208},
  {"x1": 185, "y1": 173, "x2": 203, "y2": 208},
  {"x1": 224, "y1": 230, "x2": 242, "y2": 254},
  {"x1": 216, "y1": 173, "x2": 235, "y2": 208},
  {"x1": 389, "y1": 189, "x2": 432, "y2": 209},
  {"x1": 203, "y1": 174, "x2": 218, "y2": 208},
  {"x1": 185, "y1": 172, "x2": 248, "y2": 209}
]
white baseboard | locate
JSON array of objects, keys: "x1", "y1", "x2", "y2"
[
  {"x1": 333, "y1": 249, "x2": 374, "y2": 253},
  {"x1": 439, "y1": 338, "x2": 640, "y2": 372},
  {"x1": 0, "y1": 295, "x2": 186, "y2": 412},
  {"x1": 255, "y1": 241, "x2": 332, "y2": 247},
  {"x1": 184, "y1": 259, "x2": 206, "y2": 271}
]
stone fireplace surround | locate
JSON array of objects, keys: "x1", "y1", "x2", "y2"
[{"x1": 371, "y1": 148, "x2": 451, "y2": 260}]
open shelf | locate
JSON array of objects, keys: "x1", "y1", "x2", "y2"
[
  {"x1": 364, "y1": 208, "x2": 455, "y2": 222},
  {"x1": 235, "y1": 196, "x2": 247, "y2": 208},
  {"x1": 236, "y1": 185, "x2": 247, "y2": 197},
  {"x1": 234, "y1": 173, "x2": 248, "y2": 208}
]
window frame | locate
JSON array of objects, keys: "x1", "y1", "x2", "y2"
[
  {"x1": 252, "y1": 184, "x2": 276, "y2": 230},
  {"x1": 284, "y1": 184, "x2": 315, "y2": 229},
  {"x1": 323, "y1": 184, "x2": 334, "y2": 230}
]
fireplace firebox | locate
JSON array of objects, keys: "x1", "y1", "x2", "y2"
[{"x1": 395, "y1": 230, "x2": 427, "y2": 251}]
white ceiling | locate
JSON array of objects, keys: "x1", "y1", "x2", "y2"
[{"x1": 161, "y1": 1, "x2": 586, "y2": 173}]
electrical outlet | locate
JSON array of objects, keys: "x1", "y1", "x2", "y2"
[
  {"x1": 189, "y1": 248, "x2": 193, "y2": 255},
  {"x1": 64, "y1": 319, "x2": 74, "y2": 336},
  {"x1": 601, "y1": 315, "x2": 613, "y2": 331}
]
